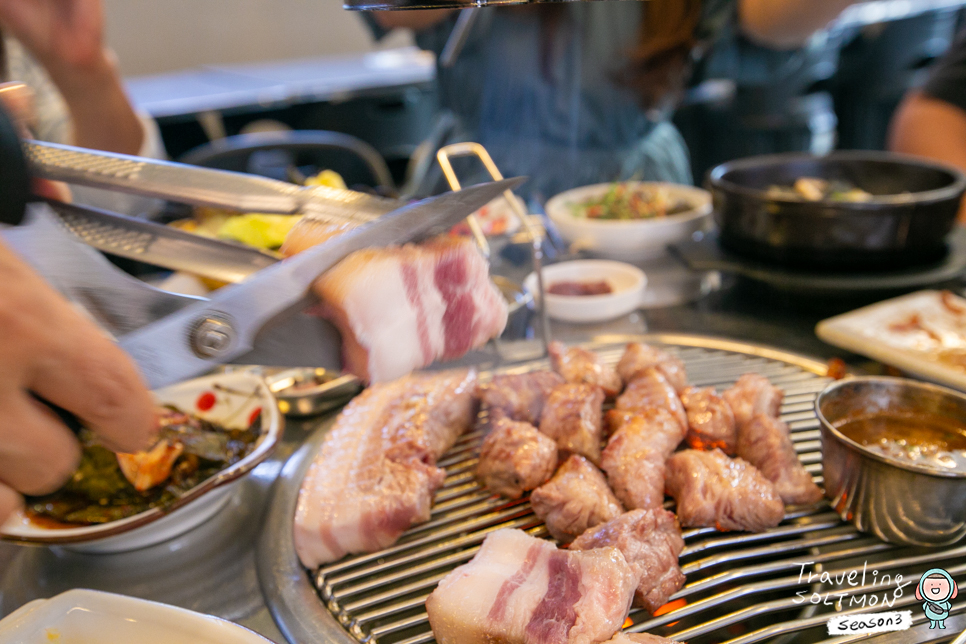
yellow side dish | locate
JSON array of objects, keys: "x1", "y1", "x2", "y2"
[{"x1": 216, "y1": 214, "x2": 303, "y2": 250}]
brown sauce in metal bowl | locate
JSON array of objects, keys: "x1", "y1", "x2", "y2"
[{"x1": 835, "y1": 411, "x2": 966, "y2": 472}]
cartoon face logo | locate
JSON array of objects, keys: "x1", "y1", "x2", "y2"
[{"x1": 917, "y1": 569, "x2": 958, "y2": 629}]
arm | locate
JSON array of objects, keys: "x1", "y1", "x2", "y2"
[
  {"x1": 369, "y1": 9, "x2": 454, "y2": 31},
  {"x1": 738, "y1": 0, "x2": 856, "y2": 49},
  {"x1": 0, "y1": 0, "x2": 145, "y2": 155}
]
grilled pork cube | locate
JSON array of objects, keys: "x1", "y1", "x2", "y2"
[
  {"x1": 601, "y1": 408, "x2": 685, "y2": 512},
  {"x1": 603, "y1": 634, "x2": 684, "y2": 644},
  {"x1": 478, "y1": 371, "x2": 566, "y2": 426},
  {"x1": 477, "y1": 418, "x2": 558, "y2": 499},
  {"x1": 539, "y1": 383, "x2": 606, "y2": 464},
  {"x1": 604, "y1": 409, "x2": 637, "y2": 439},
  {"x1": 680, "y1": 386, "x2": 737, "y2": 454},
  {"x1": 737, "y1": 414, "x2": 822, "y2": 505},
  {"x1": 722, "y1": 374, "x2": 784, "y2": 429},
  {"x1": 616, "y1": 368, "x2": 687, "y2": 431},
  {"x1": 426, "y1": 528, "x2": 637, "y2": 644},
  {"x1": 309, "y1": 237, "x2": 508, "y2": 383},
  {"x1": 530, "y1": 455, "x2": 624, "y2": 543},
  {"x1": 616, "y1": 343, "x2": 688, "y2": 393},
  {"x1": 665, "y1": 449, "x2": 785, "y2": 532},
  {"x1": 572, "y1": 509, "x2": 686, "y2": 614},
  {"x1": 294, "y1": 370, "x2": 477, "y2": 568},
  {"x1": 548, "y1": 341, "x2": 623, "y2": 397}
]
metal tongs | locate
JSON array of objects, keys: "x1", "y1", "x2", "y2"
[{"x1": 0, "y1": 110, "x2": 523, "y2": 389}]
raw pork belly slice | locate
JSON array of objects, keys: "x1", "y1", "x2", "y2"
[
  {"x1": 722, "y1": 374, "x2": 784, "y2": 429},
  {"x1": 548, "y1": 342, "x2": 623, "y2": 397},
  {"x1": 530, "y1": 455, "x2": 623, "y2": 543},
  {"x1": 294, "y1": 370, "x2": 477, "y2": 568},
  {"x1": 426, "y1": 528, "x2": 637, "y2": 644},
  {"x1": 478, "y1": 418, "x2": 558, "y2": 499},
  {"x1": 616, "y1": 343, "x2": 688, "y2": 393},
  {"x1": 279, "y1": 214, "x2": 355, "y2": 256},
  {"x1": 601, "y1": 409, "x2": 685, "y2": 511},
  {"x1": 737, "y1": 414, "x2": 822, "y2": 505},
  {"x1": 572, "y1": 509, "x2": 685, "y2": 614},
  {"x1": 616, "y1": 368, "x2": 687, "y2": 431},
  {"x1": 604, "y1": 634, "x2": 684, "y2": 644},
  {"x1": 478, "y1": 371, "x2": 565, "y2": 425},
  {"x1": 680, "y1": 387, "x2": 737, "y2": 454},
  {"x1": 310, "y1": 236, "x2": 508, "y2": 382},
  {"x1": 665, "y1": 449, "x2": 784, "y2": 532},
  {"x1": 539, "y1": 383, "x2": 606, "y2": 464}
]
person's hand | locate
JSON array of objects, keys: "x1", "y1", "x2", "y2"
[
  {"x1": 0, "y1": 238, "x2": 156, "y2": 523},
  {"x1": 0, "y1": 0, "x2": 106, "y2": 76}
]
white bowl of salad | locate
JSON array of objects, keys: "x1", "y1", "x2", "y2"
[{"x1": 545, "y1": 181, "x2": 712, "y2": 260}]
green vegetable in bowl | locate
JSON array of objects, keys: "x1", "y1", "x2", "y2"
[{"x1": 571, "y1": 183, "x2": 691, "y2": 220}]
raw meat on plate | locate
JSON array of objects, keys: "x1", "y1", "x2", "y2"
[
  {"x1": 722, "y1": 373, "x2": 783, "y2": 429},
  {"x1": 616, "y1": 368, "x2": 687, "y2": 431},
  {"x1": 426, "y1": 528, "x2": 637, "y2": 644},
  {"x1": 665, "y1": 449, "x2": 784, "y2": 532},
  {"x1": 294, "y1": 370, "x2": 477, "y2": 568},
  {"x1": 572, "y1": 509, "x2": 686, "y2": 614},
  {"x1": 478, "y1": 418, "x2": 558, "y2": 499},
  {"x1": 680, "y1": 386, "x2": 737, "y2": 454},
  {"x1": 616, "y1": 343, "x2": 688, "y2": 393},
  {"x1": 306, "y1": 236, "x2": 508, "y2": 383},
  {"x1": 601, "y1": 408, "x2": 685, "y2": 512},
  {"x1": 548, "y1": 341, "x2": 623, "y2": 397},
  {"x1": 530, "y1": 455, "x2": 623, "y2": 543},
  {"x1": 539, "y1": 383, "x2": 606, "y2": 464},
  {"x1": 478, "y1": 371, "x2": 565, "y2": 425},
  {"x1": 737, "y1": 414, "x2": 823, "y2": 505}
]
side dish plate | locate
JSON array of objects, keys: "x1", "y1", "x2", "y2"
[{"x1": 0, "y1": 370, "x2": 282, "y2": 552}]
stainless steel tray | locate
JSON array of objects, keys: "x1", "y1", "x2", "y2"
[{"x1": 258, "y1": 334, "x2": 966, "y2": 644}]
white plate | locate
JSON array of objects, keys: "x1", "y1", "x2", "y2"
[
  {"x1": 524, "y1": 260, "x2": 647, "y2": 323},
  {"x1": 545, "y1": 181, "x2": 712, "y2": 261},
  {"x1": 0, "y1": 588, "x2": 272, "y2": 643},
  {"x1": 0, "y1": 371, "x2": 282, "y2": 552},
  {"x1": 816, "y1": 289, "x2": 966, "y2": 390}
]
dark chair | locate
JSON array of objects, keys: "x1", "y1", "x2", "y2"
[{"x1": 179, "y1": 130, "x2": 397, "y2": 195}]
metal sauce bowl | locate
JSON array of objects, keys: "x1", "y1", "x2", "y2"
[{"x1": 816, "y1": 376, "x2": 966, "y2": 546}]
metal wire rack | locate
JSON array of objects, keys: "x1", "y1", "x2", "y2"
[{"x1": 258, "y1": 336, "x2": 966, "y2": 644}]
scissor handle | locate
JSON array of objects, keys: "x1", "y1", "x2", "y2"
[{"x1": 0, "y1": 102, "x2": 30, "y2": 226}]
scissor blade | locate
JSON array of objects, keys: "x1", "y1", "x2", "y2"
[{"x1": 119, "y1": 177, "x2": 525, "y2": 389}]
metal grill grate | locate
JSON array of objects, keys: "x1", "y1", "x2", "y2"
[{"x1": 306, "y1": 340, "x2": 966, "y2": 644}]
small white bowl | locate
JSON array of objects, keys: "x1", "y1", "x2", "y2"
[
  {"x1": 0, "y1": 589, "x2": 272, "y2": 643},
  {"x1": 0, "y1": 370, "x2": 281, "y2": 553},
  {"x1": 524, "y1": 260, "x2": 647, "y2": 323},
  {"x1": 545, "y1": 181, "x2": 712, "y2": 261}
]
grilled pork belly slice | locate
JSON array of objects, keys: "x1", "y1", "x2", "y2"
[
  {"x1": 601, "y1": 408, "x2": 685, "y2": 512},
  {"x1": 615, "y1": 368, "x2": 687, "y2": 431},
  {"x1": 737, "y1": 414, "x2": 822, "y2": 505},
  {"x1": 616, "y1": 343, "x2": 688, "y2": 393},
  {"x1": 530, "y1": 455, "x2": 623, "y2": 543},
  {"x1": 722, "y1": 374, "x2": 783, "y2": 429},
  {"x1": 665, "y1": 449, "x2": 784, "y2": 532},
  {"x1": 308, "y1": 236, "x2": 507, "y2": 383},
  {"x1": 603, "y1": 633, "x2": 684, "y2": 644},
  {"x1": 680, "y1": 386, "x2": 737, "y2": 455},
  {"x1": 478, "y1": 371, "x2": 565, "y2": 425},
  {"x1": 539, "y1": 383, "x2": 606, "y2": 464},
  {"x1": 548, "y1": 342, "x2": 623, "y2": 397},
  {"x1": 572, "y1": 509, "x2": 686, "y2": 614},
  {"x1": 294, "y1": 370, "x2": 477, "y2": 568},
  {"x1": 426, "y1": 528, "x2": 637, "y2": 644},
  {"x1": 478, "y1": 418, "x2": 558, "y2": 499}
]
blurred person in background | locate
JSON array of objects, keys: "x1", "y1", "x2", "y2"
[
  {"x1": 0, "y1": 0, "x2": 165, "y2": 214},
  {"x1": 366, "y1": 0, "x2": 856, "y2": 200},
  {"x1": 890, "y1": 30, "x2": 966, "y2": 222}
]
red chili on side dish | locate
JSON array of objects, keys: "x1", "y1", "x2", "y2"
[{"x1": 196, "y1": 391, "x2": 217, "y2": 411}]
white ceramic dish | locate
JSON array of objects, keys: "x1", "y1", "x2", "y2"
[
  {"x1": 816, "y1": 289, "x2": 966, "y2": 391},
  {"x1": 0, "y1": 588, "x2": 272, "y2": 643},
  {"x1": 0, "y1": 371, "x2": 281, "y2": 553},
  {"x1": 524, "y1": 260, "x2": 647, "y2": 323},
  {"x1": 545, "y1": 181, "x2": 712, "y2": 261}
]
